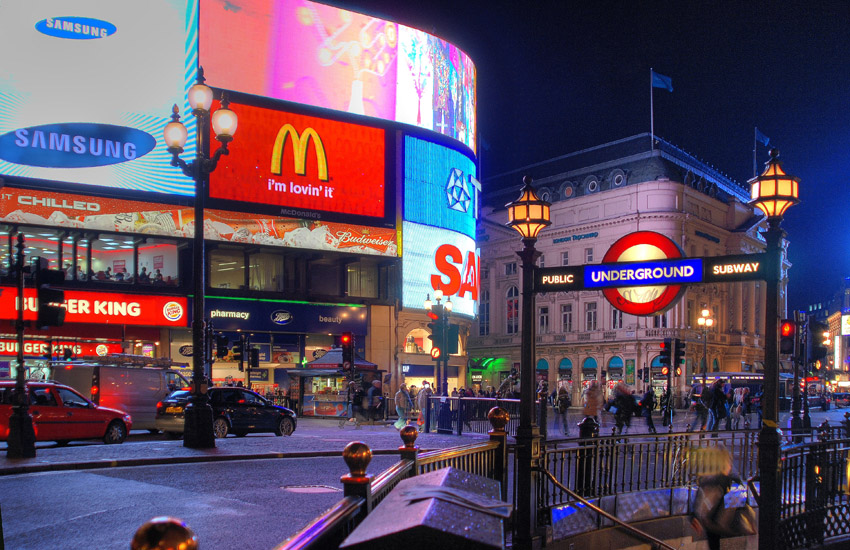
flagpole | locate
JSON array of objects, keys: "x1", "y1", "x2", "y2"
[
  {"x1": 650, "y1": 68, "x2": 654, "y2": 151},
  {"x1": 753, "y1": 127, "x2": 758, "y2": 177}
]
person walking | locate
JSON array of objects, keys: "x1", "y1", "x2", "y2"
[
  {"x1": 393, "y1": 383, "x2": 413, "y2": 430},
  {"x1": 687, "y1": 381, "x2": 709, "y2": 432},
  {"x1": 367, "y1": 380, "x2": 383, "y2": 422},
  {"x1": 555, "y1": 387, "x2": 571, "y2": 435},
  {"x1": 582, "y1": 381, "x2": 603, "y2": 426},
  {"x1": 641, "y1": 386, "x2": 657, "y2": 434},
  {"x1": 416, "y1": 383, "x2": 432, "y2": 432},
  {"x1": 705, "y1": 379, "x2": 727, "y2": 433},
  {"x1": 612, "y1": 381, "x2": 634, "y2": 435}
]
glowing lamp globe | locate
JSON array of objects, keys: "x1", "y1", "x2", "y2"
[
  {"x1": 748, "y1": 148, "x2": 800, "y2": 219},
  {"x1": 506, "y1": 175, "x2": 551, "y2": 240}
]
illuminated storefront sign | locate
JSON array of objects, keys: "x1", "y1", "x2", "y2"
[
  {"x1": 0, "y1": 186, "x2": 398, "y2": 257},
  {"x1": 0, "y1": 1, "x2": 197, "y2": 195},
  {"x1": 0, "y1": 288, "x2": 188, "y2": 326},
  {"x1": 200, "y1": 0, "x2": 476, "y2": 152},
  {"x1": 403, "y1": 136, "x2": 478, "y2": 239},
  {"x1": 842, "y1": 314, "x2": 850, "y2": 336},
  {"x1": 584, "y1": 259, "x2": 702, "y2": 288},
  {"x1": 208, "y1": 100, "x2": 388, "y2": 223},
  {"x1": 0, "y1": 340, "x2": 122, "y2": 357},
  {"x1": 200, "y1": 297, "x2": 367, "y2": 333},
  {"x1": 402, "y1": 221, "x2": 478, "y2": 318}
]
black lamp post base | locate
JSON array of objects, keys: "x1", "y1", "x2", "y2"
[
  {"x1": 6, "y1": 408, "x2": 36, "y2": 458},
  {"x1": 183, "y1": 400, "x2": 216, "y2": 449}
]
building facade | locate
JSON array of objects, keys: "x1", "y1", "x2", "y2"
[{"x1": 469, "y1": 134, "x2": 789, "y2": 404}]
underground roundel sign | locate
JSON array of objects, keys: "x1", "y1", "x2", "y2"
[{"x1": 601, "y1": 231, "x2": 686, "y2": 316}]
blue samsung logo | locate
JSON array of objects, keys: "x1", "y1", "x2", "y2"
[
  {"x1": 35, "y1": 17, "x2": 116, "y2": 40},
  {"x1": 0, "y1": 123, "x2": 156, "y2": 168}
]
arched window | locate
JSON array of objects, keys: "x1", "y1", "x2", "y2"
[
  {"x1": 479, "y1": 289, "x2": 490, "y2": 336},
  {"x1": 506, "y1": 286, "x2": 519, "y2": 334}
]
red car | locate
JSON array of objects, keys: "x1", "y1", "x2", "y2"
[{"x1": 0, "y1": 381, "x2": 132, "y2": 445}]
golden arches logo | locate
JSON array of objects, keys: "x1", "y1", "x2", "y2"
[{"x1": 270, "y1": 124, "x2": 328, "y2": 181}]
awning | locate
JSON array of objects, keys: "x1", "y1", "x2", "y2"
[
  {"x1": 281, "y1": 368, "x2": 342, "y2": 378},
  {"x1": 305, "y1": 349, "x2": 378, "y2": 370},
  {"x1": 607, "y1": 356, "x2": 624, "y2": 370},
  {"x1": 536, "y1": 358, "x2": 549, "y2": 371},
  {"x1": 558, "y1": 358, "x2": 572, "y2": 371},
  {"x1": 582, "y1": 357, "x2": 597, "y2": 370}
]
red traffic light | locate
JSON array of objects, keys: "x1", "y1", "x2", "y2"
[
  {"x1": 780, "y1": 321, "x2": 795, "y2": 337},
  {"x1": 427, "y1": 311, "x2": 439, "y2": 320},
  {"x1": 659, "y1": 341, "x2": 667, "y2": 350},
  {"x1": 341, "y1": 333, "x2": 352, "y2": 344}
]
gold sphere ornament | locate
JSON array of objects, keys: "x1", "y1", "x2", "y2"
[
  {"x1": 488, "y1": 407, "x2": 509, "y2": 432},
  {"x1": 131, "y1": 517, "x2": 198, "y2": 550},
  {"x1": 342, "y1": 441, "x2": 372, "y2": 478}
]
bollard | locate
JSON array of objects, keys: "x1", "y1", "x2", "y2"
[
  {"x1": 488, "y1": 407, "x2": 510, "y2": 501},
  {"x1": 576, "y1": 416, "x2": 599, "y2": 497},
  {"x1": 341, "y1": 441, "x2": 374, "y2": 519},
  {"x1": 131, "y1": 517, "x2": 197, "y2": 550},
  {"x1": 399, "y1": 425, "x2": 419, "y2": 466},
  {"x1": 538, "y1": 387, "x2": 548, "y2": 440}
]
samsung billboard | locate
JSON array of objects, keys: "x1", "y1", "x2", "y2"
[
  {"x1": 200, "y1": 0, "x2": 477, "y2": 153},
  {"x1": 0, "y1": 0, "x2": 198, "y2": 196},
  {"x1": 402, "y1": 221, "x2": 478, "y2": 318}
]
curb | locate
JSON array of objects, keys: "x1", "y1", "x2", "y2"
[{"x1": 0, "y1": 447, "x2": 427, "y2": 477}]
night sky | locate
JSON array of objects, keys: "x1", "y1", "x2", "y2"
[{"x1": 345, "y1": 0, "x2": 850, "y2": 312}]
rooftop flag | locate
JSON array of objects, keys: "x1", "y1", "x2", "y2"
[
  {"x1": 651, "y1": 70, "x2": 673, "y2": 92},
  {"x1": 755, "y1": 127, "x2": 770, "y2": 146}
]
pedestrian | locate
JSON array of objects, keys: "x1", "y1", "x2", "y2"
[
  {"x1": 347, "y1": 381, "x2": 363, "y2": 427},
  {"x1": 556, "y1": 387, "x2": 571, "y2": 435},
  {"x1": 582, "y1": 381, "x2": 603, "y2": 426},
  {"x1": 416, "y1": 383, "x2": 432, "y2": 432},
  {"x1": 705, "y1": 379, "x2": 727, "y2": 432},
  {"x1": 612, "y1": 381, "x2": 634, "y2": 435},
  {"x1": 722, "y1": 380, "x2": 734, "y2": 430},
  {"x1": 367, "y1": 380, "x2": 382, "y2": 422},
  {"x1": 641, "y1": 386, "x2": 657, "y2": 434},
  {"x1": 451, "y1": 388, "x2": 458, "y2": 397},
  {"x1": 394, "y1": 383, "x2": 413, "y2": 430},
  {"x1": 691, "y1": 447, "x2": 754, "y2": 550},
  {"x1": 687, "y1": 381, "x2": 708, "y2": 432}
]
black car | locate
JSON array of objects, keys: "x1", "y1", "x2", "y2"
[{"x1": 155, "y1": 387, "x2": 296, "y2": 438}]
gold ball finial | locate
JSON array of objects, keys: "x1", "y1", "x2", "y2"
[
  {"x1": 488, "y1": 407, "x2": 509, "y2": 432},
  {"x1": 342, "y1": 441, "x2": 372, "y2": 478},
  {"x1": 399, "y1": 425, "x2": 418, "y2": 448},
  {"x1": 131, "y1": 517, "x2": 197, "y2": 550}
]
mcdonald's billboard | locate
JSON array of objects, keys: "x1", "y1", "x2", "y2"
[{"x1": 208, "y1": 98, "x2": 390, "y2": 226}]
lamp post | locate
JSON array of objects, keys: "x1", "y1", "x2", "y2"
[
  {"x1": 164, "y1": 67, "x2": 238, "y2": 448},
  {"x1": 697, "y1": 308, "x2": 714, "y2": 387},
  {"x1": 748, "y1": 148, "x2": 799, "y2": 550},
  {"x1": 506, "y1": 175, "x2": 551, "y2": 549}
]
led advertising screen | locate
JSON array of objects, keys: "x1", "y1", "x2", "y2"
[
  {"x1": 404, "y1": 136, "x2": 478, "y2": 239},
  {"x1": 402, "y1": 221, "x2": 478, "y2": 318},
  {"x1": 0, "y1": 1, "x2": 198, "y2": 195},
  {"x1": 0, "y1": 186, "x2": 398, "y2": 256},
  {"x1": 200, "y1": 0, "x2": 476, "y2": 152},
  {"x1": 208, "y1": 99, "x2": 387, "y2": 223}
]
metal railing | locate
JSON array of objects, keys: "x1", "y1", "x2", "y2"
[{"x1": 422, "y1": 395, "x2": 521, "y2": 436}]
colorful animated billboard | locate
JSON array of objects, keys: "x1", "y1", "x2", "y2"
[{"x1": 200, "y1": 0, "x2": 476, "y2": 152}]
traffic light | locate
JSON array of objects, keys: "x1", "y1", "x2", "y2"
[
  {"x1": 809, "y1": 320, "x2": 828, "y2": 361},
  {"x1": 34, "y1": 259, "x2": 66, "y2": 328},
  {"x1": 232, "y1": 339, "x2": 244, "y2": 371},
  {"x1": 644, "y1": 368, "x2": 650, "y2": 383},
  {"x1": 673, "y1": 338, "x2": 686, "y2": 369},
  {"x1": 780, "y1": 319, "x2": 797, "y2": 355},
  {"x1": 215, "y1": 334, "x2": 229, "y2": 358},
  {"x1": 249, "y1": 348, "x2": 260, "y2": 370},
  {"x1": 341, "y1": 332, "x2": 354, "y2": 370},
  {"x1": 659, "y1": 338, "x2": 672, "y2": 365},
  {"x1": 427, "y1": 311, "x2": 444, "y2": 362}
]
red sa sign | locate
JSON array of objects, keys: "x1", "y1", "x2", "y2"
[{"x1": 430, "y1": 244, "x2": 479, "y2": 301}]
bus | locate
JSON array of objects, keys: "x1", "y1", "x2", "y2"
[{"x1": 691, "y1": 371, "x2": 794, "y2": 411}]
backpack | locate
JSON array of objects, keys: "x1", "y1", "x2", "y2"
[
  {"x1": 700, "y1": 386, "x2": 714, "y2": 408},
  {"x1": 557, "y1": 394, "x2": 570, "y2": 413}
]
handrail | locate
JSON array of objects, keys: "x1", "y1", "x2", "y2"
[
  {"x1": 536, "y1": 467, "x2": 677, "y2": 550},
  {"x1": 418, "y1": 440, "x2": 500, "y2": 465},
  {"x1": 370, "y1": 460, "x2": 415, "y2": 500},
  {"x1": 273, "y1": 496, "x2": 364, "y2": 550},
  {"x1": 747, "y1": 476, "x2": 760, "y2": 506}
]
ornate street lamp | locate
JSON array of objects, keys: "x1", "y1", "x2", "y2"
[
  {"x1": 505, "y1": 175, "x2": 550, "y2": 547},
  {"x1": 748, "y1": 148, "x2": 799, "y2": 550},
  {"x1": 165, "y1": 67, "x2": 237, "y2": 449},
  {"x1": 697, "y1": 308, "x2": 714, "y2": 387}
]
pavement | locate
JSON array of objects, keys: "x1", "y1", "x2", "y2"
[{"x1": 0, "y1": 417, "x2": 494, "y2": 476}]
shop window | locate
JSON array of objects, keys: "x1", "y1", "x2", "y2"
[
  {"x1": 506, "y1": 286, "x2": 519, "y2": 334},
  {"x1": 210, "y1": 248, "x2": 245, "y2": 289},
  {"x1": 405, "y1": 328, "x2": 429, "y2": 354},
  {"x1": 346, "y1": 260, "x2": 378, "y2": 298},
  {"x1": 23, "y1": 231, "x2": 60, "y2": 270},
  {"x1": 249, "y1": 252, "x2": 283, "y2": 292},
  {"x1": 479, "y1": 290, "x2": 490, "y2": 336},
  {"x1": 137, "y1": 239, "x2": 179, "y2": 285},
  {"x1": 309, "y1": 260, "x2": 342, "y2": 296},
  {"x1": 90, "y1": 235, "x2": 136, "y2": 282}
]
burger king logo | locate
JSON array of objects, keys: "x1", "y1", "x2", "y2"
[
  {"x1": 163, "y1": 301, "x2": 184, "y2": 322},
  {"x1": 96, "y1": 344, "x2": 109, "y2": 356}
]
